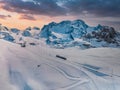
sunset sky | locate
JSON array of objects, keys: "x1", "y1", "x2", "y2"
[{"x1": 0, "y1": 0, "x2": 120, "y2": 30}]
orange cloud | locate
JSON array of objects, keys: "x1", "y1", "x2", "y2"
[{"x1": 19, "y1": 14, "x2": 36, "y2": 21}]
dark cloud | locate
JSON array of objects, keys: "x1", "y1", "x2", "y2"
[
  {"x1": 19, "y1": 14, "x2": 36, "y2": 20},
  {"x1": 0, "y1": 0, "x2": 119, "y2": 18},
  {"x1": 0, "y1": 0, "x2": 66, "y2": 16},
  {"x1": 63, "y1": 0, "x2": 120, "y2": 17},
  {"x1": 0, "y1": 14, "x2": 11, "y2": 19}
]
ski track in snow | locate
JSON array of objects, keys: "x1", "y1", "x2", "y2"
[
  {"x1": 9, "y1": 66, "x2": 32, "y2": 90},
  {"x1": 31, "y1": 54, "x2": 100, "y2": 90},
  {"x1": 43, "y1": 63, "x2": 89, "y2": 90},
  {"x1": 49, "y1": 59, "x2": 99, "y2": 90},
  {"x1": 6, "y1": 46, "x2": 98, "y2": 90},
  {"x1": 9, "y1": 48, "x2": 118, "y2": 90}
]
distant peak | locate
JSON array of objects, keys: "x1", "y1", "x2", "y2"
[{"x1": 73, "y1": 19, "x2": 85, "y2": 23}]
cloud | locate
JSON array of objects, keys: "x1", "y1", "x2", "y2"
[
  {"x1": 0, "y1": 0, "x2": 66, "y2": 16},
  {"x1": 0, "y1": 14, "x2": 11, "y2": 19},
  {"x1": 63, "y1": 0, "x2": 120, "y2": 17},
  {"x1": 0, "y1": 0, "x2": 119, "y2": 18},
  {"x1": 19, "y1": 14, "x2": 36, "y2": 20}
]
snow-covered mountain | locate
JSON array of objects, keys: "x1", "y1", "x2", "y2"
[
  {"x1": 0, "y1": 25, "x2": 41, "y2": 46},
  {"x1": 40, "y1": 20, "x2": 120, "y2": 49},
  {"x1": 0, "y1": 19, "x2": 120, "y2": 49},
  {"x1": 0, "y1": 24, "x2": 15, "y2": 42}
]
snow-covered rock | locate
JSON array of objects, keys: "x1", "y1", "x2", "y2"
[
  {"x1": 11, "y1": 28, "x2": 20, "y2": 34},
  {"x1": 22, "y1": 30, "x2": 31, "y2": 37},
  {"x1": 0, "y1": 32, "x2": 14, "y2": 42},
  {"x1": 0, "y1": 24, "x2": 9, "y2": 32},
  {"x1": 0, "y1": 25, "x2": 16, "y2": 42},
  {"x1": 22, "y1": 27, "x2": 40, "y2": 38}
]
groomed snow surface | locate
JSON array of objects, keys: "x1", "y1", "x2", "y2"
[{"x1": 0, "y1": 39, "x2": 120, "y2": 90}]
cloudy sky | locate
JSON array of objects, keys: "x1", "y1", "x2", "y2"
[{"x1": 0, "y1": 0, "x2": 120, "y2": 30}]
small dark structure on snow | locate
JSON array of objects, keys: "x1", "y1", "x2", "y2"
[
  {"x1": 37, "y1": 65, "x2": 41, "y2": 67},
  {"x1": 56, "y1": 55, "x2": 67, "y2": 60},
  {"x1": 29, "y1": 43, "x2": 36, "y2": 46},
  {"x1": 19, "y1": 41, "x2": 26, "y2": 47}
]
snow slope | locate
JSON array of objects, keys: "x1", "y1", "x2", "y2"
[{"x1": 0, "y1": 39, "x2": 120, "y2": 90}]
